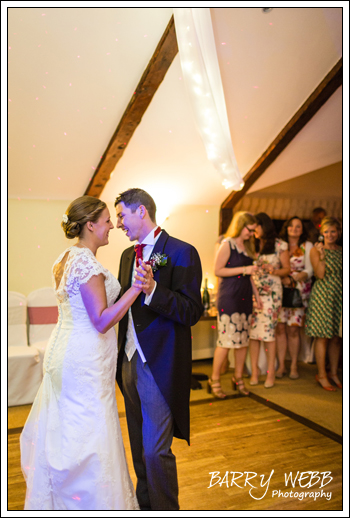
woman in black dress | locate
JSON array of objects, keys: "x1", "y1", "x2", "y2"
[{"x1": 208, "y1": 212, "x2": 262, "y2": 398}]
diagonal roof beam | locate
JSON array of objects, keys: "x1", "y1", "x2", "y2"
[
  {"x1": 85, "y1": 15, "x2": 178, "y2": 197},
  {"x1": 219, "y1": 58, "x2": 342, "y2": 235}
]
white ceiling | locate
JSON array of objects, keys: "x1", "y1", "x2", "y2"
[
  {"x1": 249, "y1": 86, "x2": 342, "y2": 193},
  {"x1": 8, "y1": 7, "x2": 173, "y2": 199},
  {"x1": 7, "y1": 7, "x2": 343, "y2": 209}
]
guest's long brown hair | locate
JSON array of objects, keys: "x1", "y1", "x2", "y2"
[{"x1": 279, "y1": 216, "x2": 309, "y2": 247}]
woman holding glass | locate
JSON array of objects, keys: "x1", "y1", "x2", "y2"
[
  {"x1": 305, "y1": 217, "x2": 342, "y2": 391},
  {"x1": 208, "y1": 212, "x2": 262, "y2": 398}
]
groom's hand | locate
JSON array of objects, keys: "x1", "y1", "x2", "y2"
[
  {"x1": 142, "y1": 277, "x2": 156, "y2": 296},
  {"x1": 134, "y1": 263, "x2": 155, "y2": 295}
]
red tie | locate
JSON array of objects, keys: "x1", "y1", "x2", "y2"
[
  {"x1": 134, "y1": 244, "x2": 146, "y2": 266},
  {"x1": 134, "y1": 228, "x2": 161, "y2": 265}
]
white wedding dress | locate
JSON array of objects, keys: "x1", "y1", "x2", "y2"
[{"x1": 20, "y1": 246, "x2": 139, "y2": 510}]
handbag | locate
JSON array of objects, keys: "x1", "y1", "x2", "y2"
[{"x1": 282, "y1": 277, "x2": 303, "y2": 308}]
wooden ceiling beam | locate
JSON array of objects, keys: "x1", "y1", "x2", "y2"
[
  {"x1": 219, "y1": 58, "x2": 342, "y2": 234},
  {"x1": 85, "y1": 15, "x2": 178, "y2": 197}
]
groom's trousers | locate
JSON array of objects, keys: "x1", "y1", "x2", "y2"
[{"x1": 122, "y1": 352, "x2": 179, "y2": 510}]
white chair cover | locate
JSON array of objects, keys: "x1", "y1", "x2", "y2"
[
  {"x1": 27, "y1": 287, "x2": 58, "y2": 345},
  {"x1": 8, "y1": 291, "x2": 27, "y2": 347},
  {"x1": 8, "y1": 346, "x2": 42, "y2": 406},
  {"x1": 7, "y1": 291, "x2": 43, "y2": 407}
]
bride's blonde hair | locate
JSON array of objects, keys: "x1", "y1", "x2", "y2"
[{"x1": 62, "y1": 196, "x2": 107, "y2": 239}]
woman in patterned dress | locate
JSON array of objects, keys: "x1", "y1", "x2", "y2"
[
  {"x1": 249, "y1": 213, "x2": 290, "y2": 388},
  {"x1": 275, "y1": 217, "x2": 313, "y2": 379},
  {"x1": 208, "y1": 212, "x2": 262, "y2": 398},
  {"x1": 305, "y1": 217, "x2": 342, "y2": 391}
]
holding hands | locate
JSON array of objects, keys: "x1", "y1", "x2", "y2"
[{"x1": 133, "y1": 261, "x2": 155, "y2": 295}]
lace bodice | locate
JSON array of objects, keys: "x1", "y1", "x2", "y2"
[{"x1": 52, "y1": 246, "x2": 120, "y2": 323}]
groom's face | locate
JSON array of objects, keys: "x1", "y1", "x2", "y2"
[{"x1": 115, "y1": 202, "x2": 143, "y2": 242}]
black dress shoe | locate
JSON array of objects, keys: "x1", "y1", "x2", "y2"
[{"x1": 191, "y1": 376, "x2": 202, "y2": 390}]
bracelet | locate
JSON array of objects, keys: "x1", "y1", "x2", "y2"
[{"x1": 243, "y1": 266, "x2": 247, "y2": 276}]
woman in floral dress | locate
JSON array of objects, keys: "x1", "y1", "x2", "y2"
[
  {"x1": 249, "y1": 213, "x2": 290, "y2": 388},
  {"x1": 275, "y1": 217, "x2": 313, "y2": 379}
]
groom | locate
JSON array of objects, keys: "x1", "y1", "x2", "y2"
[{"x1": 115, "y1": 188, "x2": 203, "y2": 510}]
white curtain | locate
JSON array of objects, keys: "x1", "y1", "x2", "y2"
[{"x1": 173, "y1": 8, "x2": 244, "y2": 191}]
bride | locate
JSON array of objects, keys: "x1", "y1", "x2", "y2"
[{"x1": 20, "y1": 195, "x2": 153, "y2": 510}]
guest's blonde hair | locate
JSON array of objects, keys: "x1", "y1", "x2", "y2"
[
  {"x1": 225, "y1": 211, "x2": 257, "y2": 258},
  {"x1": 320, "y1": 216, "x2": 342, "y2": 237},
  {"x1": 62, "y1": 196, "x2": 107, "y2": 239}
]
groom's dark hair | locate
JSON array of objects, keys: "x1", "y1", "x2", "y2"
[{"x1": 115, "y1": 188, "x2": 157, "y2": 223}]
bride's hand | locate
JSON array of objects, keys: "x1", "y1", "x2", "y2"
[{"x1": 133, "y1": 262, "x2": 155, "y2": 295}]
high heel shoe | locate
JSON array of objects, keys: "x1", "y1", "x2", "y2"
[
  {"x1": 264, "y1": 380, "x2": 275, "y2": 388},
  {"x1": 249, "y1": 367, "x2": 261, "y2": 385},
  {"x1": 289, "y1": 372, "x2": 299, "y2": 380},
  {"x1": 207, "y1": 379, "x2": 227, "y2": 399},
  {"x1": 315, "y1": 374, "x2": 336, "y2": 392},
  {"x1": 232, "y1": 377, "x2": 249, "y2": 396},
  {"x1": 275, "y1": 370, "x2": 287, "y2": 379},
  {"x1": 327, "y1": 374, "x2": 342, "y2": 389}
]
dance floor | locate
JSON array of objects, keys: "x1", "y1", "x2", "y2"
[{"x1": 8, "y1": 360, "x2": 342, "y2": 511}]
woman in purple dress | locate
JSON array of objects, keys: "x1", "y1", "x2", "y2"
[{"x1": 208, "y1": 212, "x2": 262, "y2": 398}]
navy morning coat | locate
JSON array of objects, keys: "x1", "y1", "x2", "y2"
[{"x1": 116, "y1": 230, "x2": 203, "y2": 444}]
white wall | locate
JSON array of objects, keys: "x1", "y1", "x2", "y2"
[{"x1": 8, "y1": 199, "x2": 220, "y2": 296}]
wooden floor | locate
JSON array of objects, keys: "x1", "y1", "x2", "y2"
[{"x1": 8, "y1": 394, "x2": 342, "y2": 511}]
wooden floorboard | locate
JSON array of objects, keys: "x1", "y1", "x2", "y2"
[
  {"x1": 7, "y1": 397, "x2": 342, "y2": 511},
  {"x1": 174, "y1": 398, "x2": 342, "y2": 510},
  {"x1": 248, "y1": 392, "x2": 342, "y2": 444}
]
